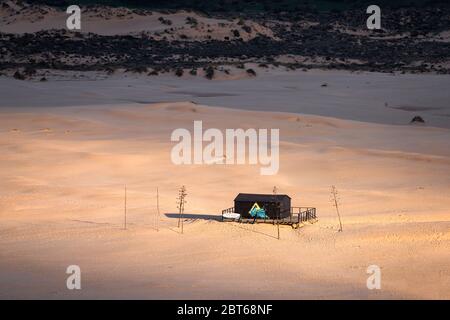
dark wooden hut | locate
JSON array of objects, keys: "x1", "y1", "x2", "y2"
[{"x1": 234, "y1": 193, "x2": 291, "y2": 219}]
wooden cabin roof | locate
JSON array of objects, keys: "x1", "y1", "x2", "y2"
[{"x1": 234, "y1": 193, "x2": 291, "y2": 202}]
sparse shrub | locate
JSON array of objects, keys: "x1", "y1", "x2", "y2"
[
  {"x1": 104, "y1": 67, "x2": 115, "y2": 75},
  {"x1": 189, "y1": 68, "x2": 197, "y2": 76},
  {"x1": 175, "y1": 68, "x2": 184, "y2": 77},
  {"x1": 158, "y1": 17, "x2": 172, "y2": 25},
  {"x1": 242, "y1": 25, "x2": 251, "y2": 33},
  {"x1": 204, "y1": 66, "x2": 215, "y2": 80},
  {"x1": 246, "y1": 68, "x2": 256, "y2": 76},
  {"x1": 127, "y1": 66, "x2": 147, "y2": 73},
  {"x1": 39, "y1": 77, "x2": 47, "y2": 82},
  {"x1": 185, "y1": 16, "x2": 198, "y2": 26},
  {"x1": 24, "y1": 66, "x2": 36, "y2": 76},
  {"x1": 232, "y1": 29, "x2": 240, "y2": 38},
  {"x1": 13, "y1": 70, "x2": 25, "y2": 80},
  {"x1": 410, "y1": 116, "x2": 425, "y2": 123}
]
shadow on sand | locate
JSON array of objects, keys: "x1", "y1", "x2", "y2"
[
  {"x1": 164, "y1": 213, "x2": 222, "y2": 221},
  {"x1": 165, "y1": 213, "x2": 280, "y2": 239}
]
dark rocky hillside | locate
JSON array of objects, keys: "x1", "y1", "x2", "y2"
[{"x1": 1, "y1": 1, "x2": 449, "y2": 76}]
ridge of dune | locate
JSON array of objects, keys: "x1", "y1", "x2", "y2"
[{"x1": 0, "y1": 1, "x2": 276, "y2": 41}]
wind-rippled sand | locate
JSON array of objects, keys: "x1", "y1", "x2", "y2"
[{"x1": 0, "y1": 74, "x2": 449, "y2": 299}]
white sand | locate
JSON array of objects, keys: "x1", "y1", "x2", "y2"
[
  {"x1": 0, "y1": 71, "x2": 449, "y2": 299},
  {"x1": 1, "y1": 69, "x2": 450, "y2": 128}
]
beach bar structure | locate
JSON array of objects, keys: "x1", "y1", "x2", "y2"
[
  {"x1": 234, "y1": 193, "x2": 291, "y2": 219},
  {"x1": 222, "y1": 193, "x2": 317, "y2": 228}
]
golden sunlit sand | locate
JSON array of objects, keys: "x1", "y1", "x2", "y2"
[{"x1": 1, "y1": 99, "x2": 449, "y2": 299}]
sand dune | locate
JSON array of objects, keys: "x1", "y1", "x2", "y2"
[
  {"x1": 0, "y1": 93, "x2": 449, "y2": 299},
  {"x1": 0, "y1": 2, "x2": 275, "y2": 41},
  {"x1": 2, "y1": 70, "x2": 450, "y2": 128}
]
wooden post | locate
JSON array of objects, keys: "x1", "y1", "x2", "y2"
[
  {"x1": 181, "y1": 200, "x2": 184, "y2": 234},
  {"x1": 156, "y1": 187, "x2": 160, "y2": 232},
  {"x1": 273, "y1": 186, "x2": 280, "y2": 240},
  {"x1": 124, "y1": 185, "x2": 127, "y2": 230},
  {"x1": 277, "y1": 218, "x2": 280, "y2": 240},
  {"x1": 177, "y1": 204, "x2": 181, "y2": 228}
]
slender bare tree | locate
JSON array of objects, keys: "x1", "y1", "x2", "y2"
[
  {"x1": 331, "y1": 185, "x2": 343, "y2": 232},
  {"x1": 177, "y1": 186, "x2": 187, "y2": 233},
  {"x1": 273, "y1": 186, "x2": 280, "y2": 240}
]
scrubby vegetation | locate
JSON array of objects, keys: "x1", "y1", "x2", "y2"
[
  {"x1": 1, "y1": 1, "x2": 450, "y2": 76},
  {"x1": 204, "y1": 66, "x2": 215, "y2": 80}
]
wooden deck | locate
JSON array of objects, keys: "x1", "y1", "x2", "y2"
[{"x1": 221, "y1": 207, "x2": 317, "y2": 229}]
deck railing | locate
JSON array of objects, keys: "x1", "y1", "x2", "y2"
[
  {"x1": 290, "y1": 207, "x2": 317, "y2": 223},
  {"x1": 222, "y1": 206, "x2": 317, "y2": 224}
]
